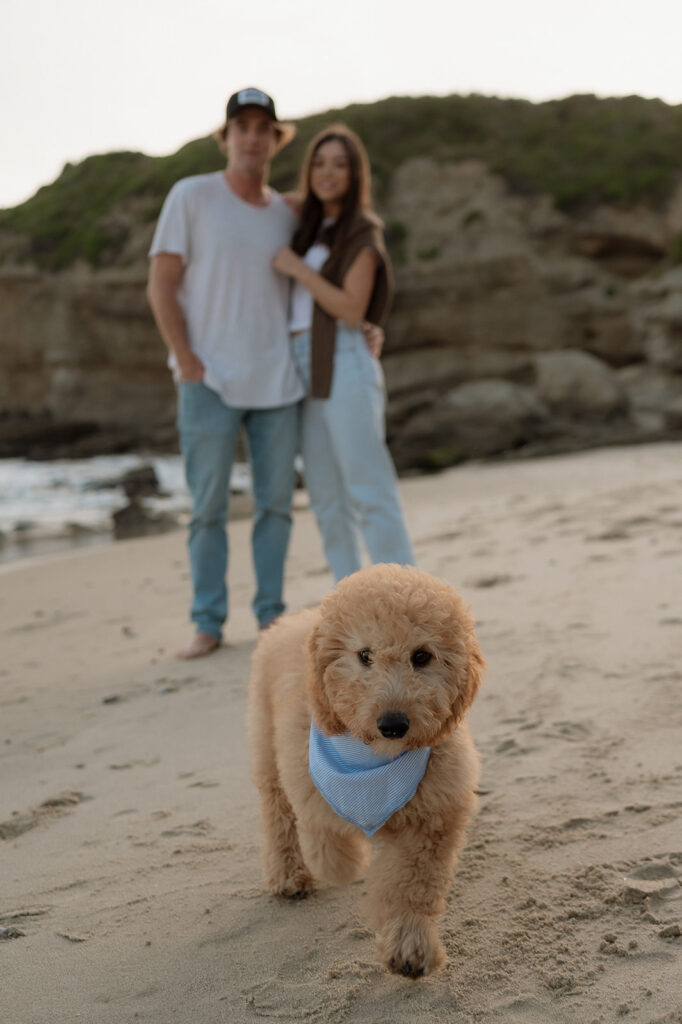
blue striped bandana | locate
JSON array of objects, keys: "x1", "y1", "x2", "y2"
[{"x1": 308, "y1": 723, "x2": 431, "y2": 837}]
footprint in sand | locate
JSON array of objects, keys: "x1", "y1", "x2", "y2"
[
  {"x1": 0, "y1": 907, "x2": 51, "y2": 940},
  {"x1": 244, "y1": 976, "x2": 357, "y2": 1021},
  {"x1": 587, "y1": 528, "x2": 631, "y2": 542},
  {"x1": 160, "y1": 820, "x2": 214, "y2": 838},
  {"x1": 108, "y1": 757, "x2": 160, "y2": 770},
  {"x1": 422, "y1": 529, "x2": 463, "y2": 545},
  {"x1": 0, "y1": 791, "x2": 84, "y2": 840},
  {"x1": 493, "y1": 737, "x2": 539, "y2": 757},
  {"x1": 623, "y1": 859, "x2": 682, "y2": 907},
  {"x1": 9, "y1": 610, "x2": 86, "y2": 633},
  {"x1": 468, "y1": 573, "x2": 516, "y2": 589},
  {"x1": 540, "y1": 720, "x2": 592, "y2": 742}
]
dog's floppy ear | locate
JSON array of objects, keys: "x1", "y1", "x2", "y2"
[
  {"x1": 448, "y1": 630, "x2": 486, "y2": 731},
  {"x1": 306, "y1": 622, "x2": 346, "y2": 735}
]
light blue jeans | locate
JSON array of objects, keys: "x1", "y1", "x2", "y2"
[
  {"x1": 293, "y1": 327, "x2": 414, "y2": 582},
  {"x1": 177, "y1": 381, "x2": 299, "y2": 635}
]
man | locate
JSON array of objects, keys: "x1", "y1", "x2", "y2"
[{"x1": 147, "y1": 88, "x2": 303, "y2": 658}]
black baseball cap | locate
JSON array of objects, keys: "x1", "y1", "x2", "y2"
[
  {"x1": 221, "y1": 87, "x2": 296, "y2": 150},
  {"x1": 226, "y1": 87, "x2": 278, "y2": 121}
]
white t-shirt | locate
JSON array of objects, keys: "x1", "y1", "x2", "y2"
[
  {"x1": 149, "y1": 171, "x2": 304, "y2": 409},
  {"x1": 288, "y1": 242, "x2": 330, "y2": 333}
]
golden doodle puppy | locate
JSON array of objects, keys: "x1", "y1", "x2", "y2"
[{"x1": 248, "y1": 563, "x2": 484, "y2": 978}]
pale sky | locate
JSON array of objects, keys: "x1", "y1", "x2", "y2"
[{"x1": 2, "y1": 0, "x2": 681, "y2": 209}]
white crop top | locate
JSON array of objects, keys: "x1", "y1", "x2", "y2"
[{"x1": 288, "y1": 241, "x2": 330, "y2": 333}]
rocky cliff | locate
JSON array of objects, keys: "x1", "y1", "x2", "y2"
[
  {"x1": 382, "y1": 158, "x2": 682, "y2": 467},
  {"x1": 1, "y1": 95, "x2": 682, "y2": 468}
]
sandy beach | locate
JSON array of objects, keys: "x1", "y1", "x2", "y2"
[{"x1": 1, "y1": 441, "x2": 681, "y2": 1024}]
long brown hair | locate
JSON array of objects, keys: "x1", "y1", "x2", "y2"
[{"x1": 292, "y1": 124, "x2": 373, "y2": 256}]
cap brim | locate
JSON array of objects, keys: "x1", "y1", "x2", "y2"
[
  {"x1": 273, "y1": 122, "x2": 297, "y2": 151},
  {"x1": 212, "y1": 119, "x2": 296, "y2": 155}
]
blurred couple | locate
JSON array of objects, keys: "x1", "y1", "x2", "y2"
[{"x1": 147, "y1": 87, "x2": 413, "y2": 658}]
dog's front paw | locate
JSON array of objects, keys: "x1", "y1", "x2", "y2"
[
  {"x1": 268, "y1": 866, "x2": 316, "y2": 900},
  {"x1": 378, "y1": 916, "x2": 444, "y2": 978}
]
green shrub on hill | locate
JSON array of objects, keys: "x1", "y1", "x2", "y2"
[
  {"x1": 2, "y1": 93, "x2": 681, "y2": 270},
  {"x1": 0, "y1": 141, "x2": 225, "y2": 269}
]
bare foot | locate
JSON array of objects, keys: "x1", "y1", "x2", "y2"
[{"x1": 176, "y1": 632, "x2": 220, "y2": 660}]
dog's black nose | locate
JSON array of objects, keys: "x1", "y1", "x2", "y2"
[{"x1": 377, "y1": 711, "x2": 410, "y2": 739}]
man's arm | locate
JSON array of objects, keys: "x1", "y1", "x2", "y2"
[
  {"x1": 363, "y1": 322, "x2": 384, "y2": 358},
  {"x1": 147, "y1": 253, "x2": 204, "y2": 381}
]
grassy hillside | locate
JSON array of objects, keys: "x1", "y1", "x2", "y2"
[{"x1": 2, "y1": 93, "x2": 681, "y2": 270}]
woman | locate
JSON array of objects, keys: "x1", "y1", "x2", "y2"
[{"x1": 272, "y1": 124, "x2": 414, "y2": 582}]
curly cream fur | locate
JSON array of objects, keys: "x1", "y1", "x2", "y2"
[{"x1": 248, "y1": 564, "x2": 484, "y2": 978}]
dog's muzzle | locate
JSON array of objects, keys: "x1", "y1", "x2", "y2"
[{"x1": 377, "y1": 711, "x2": 410, "y2": 739}]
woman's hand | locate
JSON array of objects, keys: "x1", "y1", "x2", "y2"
[
  {"x1": 273, "y1": 246, "x2": 304, "y2": 279},
  {"x1": 362, "y1": 322, "x2": 385, "y2": 358}
]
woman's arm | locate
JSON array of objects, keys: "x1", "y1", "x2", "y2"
[{"x1": 272, "y1": 246, "x2": 377, "y2": 327}]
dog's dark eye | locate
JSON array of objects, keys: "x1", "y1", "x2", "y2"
[
  {"x1": 411, "y1": 648, "x2": 432, "y2": 668},
  {"x1": 357, "y1": 649, "x2": 373, "y2": 666}
]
